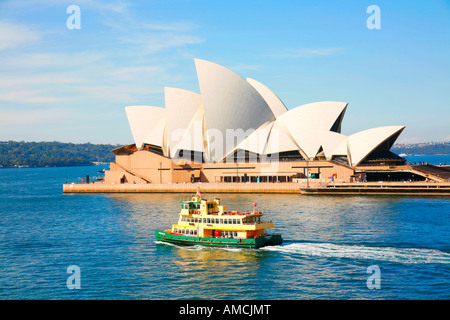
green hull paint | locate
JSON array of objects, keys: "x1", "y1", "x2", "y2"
[{"x1": 155, "y1": 230, "x2": 282, "y2": 249}]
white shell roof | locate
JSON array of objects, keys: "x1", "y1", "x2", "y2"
[
  {"x1": 164, "y1": 87, "x2": 203, "y2": 157},
  {"x1": 347, "y1": 125, "x2": 405, "y2": 166},
  {"x1": 195, "y1": 58, "x2": 275, "y2": 162},
  {"x1": 264, "y1": 120, "x2": 301, "y2": 155},
  {"x1": 235, "y1": 121, "x2": 274, "y2": 155},
  {"x1": 246, "y1": 78, "x2": 287, "y2": 118},
  {"x1": 318, "y1": 131, "x2": 348, "y2": 160},
  {"x1": 125, "y1": 105, "x2": 166, "y2": 151},
  {"x1": 123, "y1": 59, "x2": 404, "y2": 166},
  {"x1": 276, "y1": 101, "x2": 348, "y2": 159},
  {"x1": 173, "y1": 106, "x2": 205, "y2": 154}
]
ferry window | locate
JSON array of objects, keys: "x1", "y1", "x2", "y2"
[
  {"x1": 203, "y1": 218, "x2": 207, "y2": 223},
  {"x1": 237, "y1": 219, "x2": 241, "y2": 224},
  {"x1": 224, "y1": 219, "x2": 228, "y2": 224},
  {"x1": 220, "y1": 219, "x2": 223, "y2": 224},
  {"x1": 234, "y1": 231, "x2": 237, "y2": 237},
  {"x1": 193, "y1": 230, "x2": 197, "y2": 235},
  {"x1": 215, "y1": 219, "x2": 219, "y2": 224},
  {"x1": 194, "y1": 218, "x2": 198, "y2": 223},
  {"x1": 207, "y1": 218, "x2": 210, "y2": 223},
  {"x1": 233, "y1": 219, "x2": 236, "y2": 224}
]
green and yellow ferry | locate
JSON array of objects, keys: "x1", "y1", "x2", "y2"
[{"x1": 155, "y1": 192, "x2": 282, "y2": 249}]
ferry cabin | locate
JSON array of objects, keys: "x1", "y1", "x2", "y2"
[{"x1": 169, "y1": 195, "x2": 274, "y2": 239}]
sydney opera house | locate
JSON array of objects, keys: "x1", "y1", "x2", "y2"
[{"x1": 104, "y1": 59, "x2": 407, "y2": 185}]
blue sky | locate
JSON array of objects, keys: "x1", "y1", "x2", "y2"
[{"x1": 0, "y1": 0, "x2": 448, "y2": 144}]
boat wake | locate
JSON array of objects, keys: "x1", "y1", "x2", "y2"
[{"x1": 261, "y1": 242, "x2": 450, "y2": 264}]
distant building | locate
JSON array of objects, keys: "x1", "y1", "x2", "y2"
[{"x1": 105, "y1": 59, "x2": 407, "y2": 184}]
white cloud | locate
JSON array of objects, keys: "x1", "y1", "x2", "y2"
[
  {"x1": 0, "y1": 52, "x2": 105, "y2": 69},
  {"x1": 0, "y1": 89, "x2": 74, "y2": 103},
  {"x1": 108, "y1": 65, "x2": 165, "y2": 81},
  {"x1": 5, "y1": 0, "x2": 130, "y2": 13},
  {"x1": 73, "y1": 84, "x2": 162, "y2": 102},
  {"x1": 0, "y1": 21, "x2": 41, "y2": 50},
  {"x1": 0, "y1": 74, "x2": 81, "y2": 87},
  {"x1": 265, "y1": 47, "x2": 343, "y2": 58},
  {"x1": 0, "y1": 107, "x2": 73, "y2": 125},
  {"x1": 119, "y1": 33, "x2": 205, "y2": 54}
]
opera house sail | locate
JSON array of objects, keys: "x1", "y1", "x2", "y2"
[{"x1": 105, "y1": 58, "x2": 406, "y2": 185}]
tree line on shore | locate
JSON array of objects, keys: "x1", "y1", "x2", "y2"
[
  {"x1": 0, "y1": 140, "x2": 448, "y2": 168},
  {"x1": 0, "y1": 141, "x2": 120, "y2": 168},
  {"x1": 391, "y1": 141, "x2": 450, "y2": 156}
]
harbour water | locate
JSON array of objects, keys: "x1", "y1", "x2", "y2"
[
  {"x1": 1, "y1": 165, "x2": 449, "y2": 300},
  {"x1": 404, "y1": 154, "x2": 450, "y2": 165}
]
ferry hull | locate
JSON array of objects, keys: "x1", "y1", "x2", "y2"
[{"x1": 155, "y1": 230, "x2": 282, "y2": 249}]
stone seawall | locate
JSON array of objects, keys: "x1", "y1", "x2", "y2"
[
  {"x1": 63, "y1": 182, "x2": 305, "y2": 194},
  {"x1": 63, "y1": 181, "x2": 450, "y2": 195}
]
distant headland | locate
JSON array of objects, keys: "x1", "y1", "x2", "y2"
[
  {"x1": 0, "y1": 140, "x2": 448, "y2": 168},
  {"x1": 0, "y1": 141, "x2": 119, "y2": 168},
  {"x1": 391, "y1": 141, "x2": 450, "y2": 156}
]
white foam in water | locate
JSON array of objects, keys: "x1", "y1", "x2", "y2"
[{"x1": 262, "y1": 242, "x2": 450, "y2": 264}]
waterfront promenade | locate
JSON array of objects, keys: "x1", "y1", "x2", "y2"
[{"x1": 63, "y1": 181, "x2": 450, "y2": 195}]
